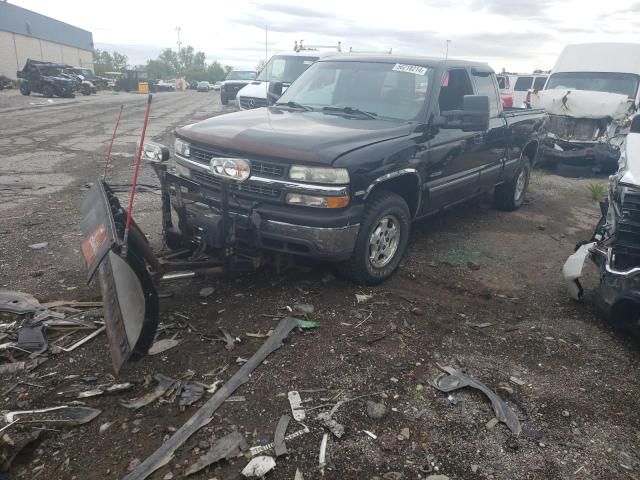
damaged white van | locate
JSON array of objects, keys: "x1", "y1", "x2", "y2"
[
  {"x1": 563, "y1": 114, "x2": 640, "y2": 331},
  {"x1": 534, "y1": 43, "x2": 640, "y2": 174}
]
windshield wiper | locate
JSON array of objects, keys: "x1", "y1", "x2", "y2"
[
  {"x1": 275, "y1": 101, "x2": 313, "y2": 111},
  {"x1": 322, "y1": 106, "x2": 378, "y2": 119}
]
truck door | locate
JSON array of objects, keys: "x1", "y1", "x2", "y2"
[
  {"x1": 471, "y1": 70, "x2": 508, "y2": 188},
  {"x1": 424, "y1": 68, "x2": 486, "y2": 211}
]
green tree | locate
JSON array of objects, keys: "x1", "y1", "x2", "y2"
[
  {"x1": 112, "y1": 52, "x2": 128, "y2": 71},
  {"x1": 255, "y1": 59, "x2": 266, "y2": 73},
  {"x1": 224, "y1": 65, "x2": 233, "y2": 76},
  {"x1": 207, "y1": 61, "x2": 225, "y2": 83}
]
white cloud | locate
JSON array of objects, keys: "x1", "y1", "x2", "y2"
[{"x1": 12, "y1": 0, "x2": 640, "y2": 72}]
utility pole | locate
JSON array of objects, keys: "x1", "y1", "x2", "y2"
[
  {"x1": 176, "y1": 26, "x2": 182, "y2": 74},
  {"x1": 445, "y1": 40, "x2": 451, "y2": 60}
]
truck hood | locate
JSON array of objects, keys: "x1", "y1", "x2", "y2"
[
  {"x1": 237, "y1": 81, "x2": 290, "y2": 99},
  {"x1": 176, "y1": 108, "x2": 412, "y2": 165},
  {"x1": 531, "y1": 89, "x2": 632, "y2": 120},
  {"x1": 222, "y1": 80, "x2": 253, "y2": 87}
]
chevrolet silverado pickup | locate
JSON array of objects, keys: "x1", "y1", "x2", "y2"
[{"x1": 168, "y1": 55, "x2": 546, "y2": 284}]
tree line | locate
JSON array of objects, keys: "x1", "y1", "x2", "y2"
[{"x1": 93, "y1": 46, "x2": 236, "y2": 83}]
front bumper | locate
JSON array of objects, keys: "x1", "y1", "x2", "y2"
[
  {"x1": 539, "y1": 139, "x2": 620, "y2": 168},
  {"x1": 167, "y1": 161, "x2": 361, "y2": 261}
]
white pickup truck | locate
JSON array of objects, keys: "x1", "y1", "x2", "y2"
[{"x1": 237, "y1": 51, "x2": 338, "y2": 109}]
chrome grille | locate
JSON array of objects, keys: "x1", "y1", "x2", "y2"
[
  {"x1": 191, "y1": 170, "x2": 281, "y2": 198},
  {"x1": 239, "y1": 96, "x2": 268, "y2": 109},
  {"x1": 188, "y1": 144, "x2": 285, "y2": 178}
]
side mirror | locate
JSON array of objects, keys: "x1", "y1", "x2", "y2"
[
  {"x1": 631, "y1": 115, "x2": 640, "y2": 134},
  {"x1": 267, "y1": 81, "x2": 283, "y2": 104},
  {"x1": 438, "y1": 95, "x2": 490, "y2": 131}
]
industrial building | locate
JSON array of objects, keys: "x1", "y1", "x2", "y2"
[{"x1": 0, "y1": 2, "x2": 94, "y2": 80}]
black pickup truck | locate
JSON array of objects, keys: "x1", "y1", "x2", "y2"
[{"x1": 166, "y1": 55, "x2": 546, "y2": 284}]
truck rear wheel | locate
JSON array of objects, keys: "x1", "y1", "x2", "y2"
[
  {"x1": 494, "y1": 158, "x2": 530, "y2": 211},
  {"x1": 340, "y1": 191, "x2": 411, "y2": 285},
  {"x1": 42, "y1": 84, "x2": 55, "y2": 98}
]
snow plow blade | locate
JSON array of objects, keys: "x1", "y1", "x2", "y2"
[{"x1": 80, "y1": 181, "x2": 159, "y2": 373}]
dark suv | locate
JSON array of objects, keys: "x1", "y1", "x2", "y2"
[
  {"x1": 220, "y1": 70, "x2": 256, "y2": 105},
  {"x1": 17, "y1": 59, "x2": 76, "y2": 98}
]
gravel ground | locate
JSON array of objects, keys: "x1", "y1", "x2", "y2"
[{"x1": 0, "y1": 89, "x2": 639, "y2": 480}]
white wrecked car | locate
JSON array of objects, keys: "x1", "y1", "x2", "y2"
[
  {"x1": 533, "y1": 43, "x2": 640, "y2": 174},
  {"x1": 563, "y1": 114, "x2": 640, "y2": 330}
]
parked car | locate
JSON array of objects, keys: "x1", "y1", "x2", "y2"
[
  {"x1": 511, "y1": 74, "x2": 548, "y2": 108},
  {"x1": 197, "y1": 81, "x2": 211, "y2": 92},
  {"x1": 17, "y1": 59, "x2": 76, "y2": 98},
  {"x1": 155, "y1": 80, "x2": 176, "y2": 92},
  {"x1": 220, "y1": 70, "x2": 256, "y2": 105},
  {"x1": 168, "y1": 55, "x2": 546, "y2": 284},
  {"x1": 563, "y1": 114, "x2": 640, "y2": 331},
  {"x1": 212, "y1": 81, "x2": 221, "y2": 91},
  {"x1": 0, "y1": 74, "x2": 13, "y2": 90},
  {"x1": 70, "y1": 67, "x2": 107, "y2": 90},
  {"x1": 237, "y1": 52, "x2": 334, "y2": 109},
  {"x1": 533, "y1": 42, "x2": 640, "y2": 174}
]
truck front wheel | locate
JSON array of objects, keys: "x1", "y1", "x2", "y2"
[
  {"x1": 19, "y1": 83, "x2": 31, "y2": 96},
  {"x1": 494, "y1": 158, "x2": 531, "y2": 211},
  {"x1": 221, "y1": 93, "x2": 229, "y2": 105},
  {"x1": 340, "y1": 191, "x2": 411, "y2": 285}
]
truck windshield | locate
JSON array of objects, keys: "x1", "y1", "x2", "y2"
[
  {"x1": 546, "y1": 72, "x2": 640, "y2": 98},
  {"x1": 277, "y1": 61, "x2": 431, "y2": 121},
  {"x1": 256, "y1": 55, "x2": 319, "y2": 84},
  {"x1": 226, "y1": 71, "x2": 256, "y2": 81}
]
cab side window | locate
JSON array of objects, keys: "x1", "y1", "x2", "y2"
[
  {"x1": 438, "y1": 69, "x2": 473, "y2": 112},
  {"x1": 473, "y1": 73, "x2": 500, "y2": 117}
]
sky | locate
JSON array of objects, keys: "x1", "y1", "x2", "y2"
[{"x1": 11, "y1": 0, "x2": 640, "y2": 73}]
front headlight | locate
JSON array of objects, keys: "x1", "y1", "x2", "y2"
[
  {"x1": 289, "y1": 166, "x2": 350, "y2": 184},
  {"x1": 174, "y1": 138, "x2": 190, "y2": 157},
  {"x1": 286, "y1": 193, "x2": 350, "y2": 208},
  {"x1": 141, "y1": 141, "x2": 170, "y2": 162},
  {"x1": 210, "y1": 157, "x2": 251, "y2": 182}
]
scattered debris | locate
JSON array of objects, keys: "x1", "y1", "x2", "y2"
[
  {"x1": 123, "y1": 316, "x2": 297, "y2": 480},
  {"x1": 410, "y1": 306, "x2": 424, "y2": 316},
  {"x1": 467, "y1": 261, "x2": 481, "y2": 270},
  {"x1": 288, "y1": 391, "x2": 305, "y2": 421},
  {"x1": 0, "y1": 430, "x2": 41, "y2": 472},
  {"x1": 199, "y1": 287, "x2": 215, "y2": 298},
  {"x1": 16, "y1": 325, "x2": 47, "y2": 352},
  {"x1": 77, "y1": 382, "x2": 132, "y2": 398},
  {"x1": 273, "y1": 415, "x2": 290, "y2": 457},
  {"x1": 121, "y1": 374, "x2": 176, "y2": 410},
  {"x1": 58, "y1": 326, "x2": 106, "y2": 353},
  {"x1": 295, "y1": 468, "x2": 304, "y2": 480},
  {"x1": 363, "y1": 430, "x2": 377, "y2": 439},
  {"x1": 398, "y1": 427, "x2": 410, "y2": 440},
  {"x1": 28, "y1": 242, "x2": 48, "y2": 250},
  {"x1": 366, "y1": 401, "x2": 387, "y2": 420},
  {"x1": 179, "y1": 382, "x2": 204, "y2": 409},
  {"x1": 355, "y1": 293, "x2": 373, "y2": 304},
  {"x1": 509, "y1": 376, "x2": 526, "y2": 386},
  {"x1": 99, "y1": 422, "x2": 113, "y2": 434},
  {"x1": 242, "y1": 455, "x2": 276, "y2": 478},
  {"x1": 433, "y1": 368, "x2": 521, "y2": 434},
  {"x1": 0, "y1": 290, "x2": 48, "y2": 316},
  {"x1": 317, "y1": 411, "x2": 345, "y2": 438},
  {"x1": 0, "y1": 358, "x2": 46, "y2": 376},
  {"x1": 220, "y1": 328, "x2": 236, "y2": 351},
  {"x1": 293, "y1": 304, "x2": 314, "y2": 315},
  {"x1": 471, "y1": 322, "x2": 493, "y2": 329},
  {"x1": 148, "y1": 338, "x2": 181, "y2": 356},
  {"x1": 319, "y1": 433, "x2": 329, "y2": 473},
  {"x1": 249, "y1": 424, "x2": 310, "y2": 457},
  {"x1": 185, "y1": 431, "x2": 248, "y2": 476},
  {"x1": 296, "y1": 319, "x2": 319, "y2": 329},
  {"x1": 4, "y1": 405, "x2": 101, "y2": 426},
  {"x1": 486, "y1": 417, "x2": 499, "y2": 429}
]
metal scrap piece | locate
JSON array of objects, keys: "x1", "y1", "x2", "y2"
[
  {"x1": 179, "y1": 382, "x2": 205, "y2": 409},
  {"x1": 123, "y1": 316, "x2": 298, "y2": 480},
  {"x1": 0, "y1": 290, "x2": 47, "y2": 316},
  {"x1": 242, "y1": 456, "x2": 276, "y2": 478},
  {"x1": 121, "y1": 374, "x2": 176, "y2": 410},
  {"x1": 5, "y1": 405, "x2": 101, "y2": 425},
  {"x1": 1, "y1": 430, "x2": 41, "y2": 472},
  {"x1": 288, "y1": 391, "x2": 305, "y2": 421},
  {"x1": 249, "y1": 424, "x2": 309, "y2": 457},
  {"x1": 148, "y1": 338, "x2": 180, "y2": 355},
  {"x1": 77, "y1": 382, "x2": 132, "y2": 398},
  {"x1": 185, "y1": 431, "x2": 247, "y2": 476},
  {"x1": 17, "y1": 325, "x2": 47, "y2": 352},
  {"x1": 433, "y1": 369, "x2": 521, "y2": 434},
  {"x1": 273, "y1": 415, "x2": 291, "y2": 457},
  {"x1": 317, "y1": 411, "x2": 345, "y2": 438}
]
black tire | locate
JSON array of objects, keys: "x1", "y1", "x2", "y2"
[
  {"x1": 340, "y1": 191, "x2": 411, "y2": 285},
  {"x1": 494, "y1": 158, "x2": 531, "y2": 211},
  {"x1": 221, "y1": 93, "x2": 228, "y2": 105},
  {"x1": 42, "y1": 84, "x2": 55, "y2": 98},
  {"x1": 19, "y1": 83, "x2": 31, "y2": 96}
]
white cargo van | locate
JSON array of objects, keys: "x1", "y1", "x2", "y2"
[{"x1": 534, "y1": 43, "x2": 640, "y2": 173}]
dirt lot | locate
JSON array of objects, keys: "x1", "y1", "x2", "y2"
[{"x1": 1, "y1": 89, "x2": 639, "y2": 480}]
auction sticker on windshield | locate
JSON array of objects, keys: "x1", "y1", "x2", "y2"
[{"x1": 392, "y1": 64, "x2": 428, "y2": 75}]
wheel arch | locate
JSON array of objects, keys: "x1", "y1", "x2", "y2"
[
  {"x1": 522, "y1": 140, "x2": 539, "y2": 166},
  {"x1": 363, "y1": 169, "x2": 421, "y2": 218}
]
